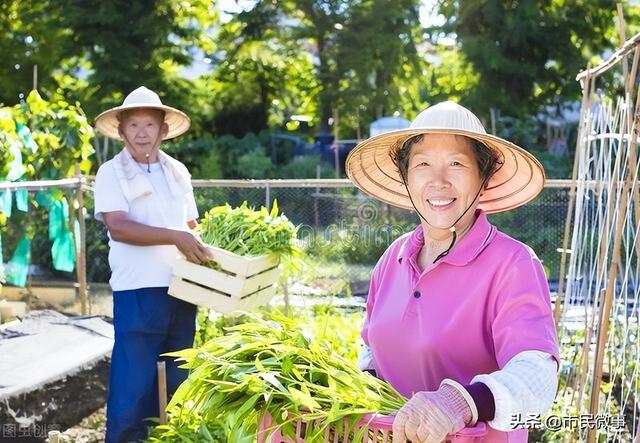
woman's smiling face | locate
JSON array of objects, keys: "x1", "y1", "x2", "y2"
[{"x1": 406, "y1": 133, "x2": 483, "y2": 236}]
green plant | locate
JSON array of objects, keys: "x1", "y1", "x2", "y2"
[
  {"x1": 153, "y1": 306, "x2": 369, "y2": 441},
  {"x1": 164, "y1": 312, "x2": 404, "y2": 442},
  {"x1": 0, "y1": 90, "x2": 94, "y2": 285},
  {"x1": 10, "y1": 91, "x2": 93, "y2": 178},
  {"x1": 208, "y1": 133, "x2": 269, "y2": 179},
  {"x1": 146, "y1": 408, "x2": 226, "y2": 443},
  {"x1": 237, "y1": 148, "x2": 272, "y2": 179},
  {"x1": 495, "y1": 115, "x2": 542, "y2": 150},
  {"x1": 531, "y1": 149, "x2": 573, "y2": 179},
  {"x1": 276, "y1": 155, "x2": 334, "y2": 179},
  {"x1": 163, "y1": 134, "x2": 222, "y2": 178},
  {"x1": 304, "y1": 212, "x2": 415, "y2": 266},
  {"x1": 199, "y1": 200, "x2": 300, "y2": 261}
]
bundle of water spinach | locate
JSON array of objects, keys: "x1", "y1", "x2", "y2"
[
  {"x1": 164, "y1": 314, "x2": 406, "y2": 442},
  {"x1": 198, "y1": 200, "x2": 300, "y2": 261}
]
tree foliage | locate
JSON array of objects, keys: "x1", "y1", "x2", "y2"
[
  {"x1": 56, "y1": 0, "x2": 218, "y2": 127},
  {"x1": 1, "y1": 0, "x2": 638, "y2": 177},
  {"x1": 0, "y1": 91, "x2": 95, "y2": 283},
  {"x1": 206, "y1": 2, "x2": 318, "y2": 137},
  {"x1": 278, "y1": 0, "x2": 423, "y2": 133},
  {"x1": 435, "y1": 0, "x2": 621, "y2": 116},
  {"x1": 209, "y1": 0, "x2": 422, "y2": 136},
  {"x1": 335, "y1": 0, "x2": 422, "y2": 121},
  {"x1": 1, "y1": 91, "x2": 94, "y2": 180},
  {"x1": 0, "y1": 1, "x2": 69, "y2": 105},
  {"x1": 0, "y1": 0, "x2": 218, "y2": 138}
]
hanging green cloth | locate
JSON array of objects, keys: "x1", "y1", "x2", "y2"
[
  {"x1": 49, "y1": 198, "x2": 69, "y2": 241},
  {"x1": 48, "y1": 197, "x2": 76, "y2": 272},
  {"x1": 0, "y1": 190, "x2": 11, "y2": 218},
  {"x1": 52, "y1": 230, "x2": 76, "y2": 272},
  {"x1": 49, "y1": 200, "x2": 62, "y2": 240},
  {"x1": 0, "y1": 233, "x2": 4, "y2": 282},
  {"x1": 35, "y1": 190, "x2": 55, "y2": 210},
  {"x1": 7, "y1": 141, "x2": 26, "y2": 181},
  {"x1": 5, "y1": 236, "x2": 30, "y2": 287},
  {"x1": 15, "y1": 189, "x2": 28, "y2": 212}
]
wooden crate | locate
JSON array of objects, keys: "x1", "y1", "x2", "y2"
[{"x1": 169, "y1": 245, "x2": 280, "y2": 314}]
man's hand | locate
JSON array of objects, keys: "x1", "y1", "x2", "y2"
[
  {"x1": 392, "y1": 383, "x2": 473, "y2": 443},
  {"x1": 103, "y1": 211, "x2": 210, "y2": 264},
  {"x1": 173, "y1": 230, "x2": 210, "y2": 264}
]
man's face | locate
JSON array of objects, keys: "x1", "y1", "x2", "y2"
[{"x1": 118, "y1": 109, "x2": 168, "y2": 159}]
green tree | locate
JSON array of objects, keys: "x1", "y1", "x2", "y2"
[
  {"x1": 0, "y1": 0, "x2": 219, "y2": 141},
  {"x1": 2, "y1": 91, "x2": 94, "y2": 179},
  {"x1": 278, "y1": 0, "x2": 347, "y2": 133},
  {"x1": 435, "y1": 0, "x2": 620, "y2": 116},
  {"x1": 45, "y1": 0, "x2": 217, "y2": 133},
  {"x1": 205, "y1": 133, "x2": 273, "y2": 178},
  {"x1": 335, "y1": 0, "x2": 422, "y2": 126},
  {"x1": 421, "y1": 47, "x2": 479, "y2": 106},
  {"x1": 222, "y1": 0, "x2": 423, "y2": 136},
  {"x1": 277, "y1": 155, "x2": 334, "y2": 178},
  {"x1": 237, "y1": 149, "x2": 273, "y2": 178},
  {"x1": 0, "y1": 1, "x2": 69, "y2": 105},
  {"x1": 206, "y1": 1, "x2": 318, "y2": 137},
  {"x1": 283, "y1": 0, "x2": 422, "y2": 134}
]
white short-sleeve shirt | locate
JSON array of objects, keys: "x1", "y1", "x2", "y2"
[{"x1": 94, "y1": 159, "x2": 198, "y2": 291}]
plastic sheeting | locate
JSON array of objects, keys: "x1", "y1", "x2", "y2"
[
  {"x1": 16, "y1": 122, "x2": 38, "y2": 154},
  {"x1": 48, "y1": 197, "x2": 76, "y2": 272},
  {"x1": 15, "y1": 189, "x2": 28, "y2": 212},
  {"x1": 5, "y1": 236, "x2": 30, "y2": 287},
  {"x1": 48, "y1": 198, "x2": 69, "y2": 241},
  {"x1": 6, "y1": 141, "x2": 26, "y2": 181},
  {"x1": 52, "y1": 230, "x2": 76, "y2": 272},
  {"x1": 1, "y1": 190, "x2": 12, "y2": 218},
  {"x1": 0, "y1": 310, "x2": 113, "y2": 400}
]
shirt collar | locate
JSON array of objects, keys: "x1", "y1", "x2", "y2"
[{"x1": 396, "y1": 210, "x2": 495, "y2": 267}]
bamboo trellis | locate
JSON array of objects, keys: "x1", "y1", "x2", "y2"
[{"x1": 554, "y1": 12, "x2": 640, "y2": 442}]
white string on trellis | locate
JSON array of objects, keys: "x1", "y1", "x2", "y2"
[
  {"x1": 559, "y1": 86, "x2": 640, "y2": 441},
  {"x1": 604, "y1": 116, "x2": 640, "y2": 442}
]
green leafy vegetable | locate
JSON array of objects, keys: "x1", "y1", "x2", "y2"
[
  {"x1": 198, "y1": 200, "x2": 300, "y2": 261},
  {"x1": 161, "y1": 313, "x2": 405, "y2": 442}
]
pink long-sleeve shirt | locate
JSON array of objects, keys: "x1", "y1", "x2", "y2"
[{"x1": 362, "y1": 210, "x2": 560, "y2": 442}]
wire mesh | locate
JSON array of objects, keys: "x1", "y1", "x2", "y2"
[{"x1": 2, "y1": 180, "x2": 571, "y2": 287}]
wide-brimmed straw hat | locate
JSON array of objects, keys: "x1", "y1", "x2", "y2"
[
  {"x1": 345, "y1": 101, "x2": 545, "y2": 213},
  {"x1": 94, "y1": 86, "x2": 190, "y2": 140}
]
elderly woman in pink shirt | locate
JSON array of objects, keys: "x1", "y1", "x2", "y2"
[{"x1": 346, "y1": 101, "x2": 560, "y2": 443}]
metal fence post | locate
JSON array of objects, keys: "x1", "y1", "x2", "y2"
[
  {"x1": 265, "y1": 183, "x2": 271, "y2": 211},
  {"x1": 314, "y1": 165, "x2": 320, "y2": 227}
]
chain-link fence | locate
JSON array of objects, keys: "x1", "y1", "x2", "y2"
[{"x1": 1, "y1": 179, "x2": 572, "y2": 298}]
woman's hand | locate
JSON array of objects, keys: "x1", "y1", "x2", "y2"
[{"x1": 392, "y1": 383, "x2": 472, "y2": 443}]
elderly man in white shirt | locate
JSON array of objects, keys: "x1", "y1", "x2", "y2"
[{"x1": 94, "y1": 86, "x2": 209, "y2": 443}]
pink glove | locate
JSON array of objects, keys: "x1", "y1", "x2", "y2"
[{"x1": 392, "y1": 380, "x2": 476, "y2": 443}]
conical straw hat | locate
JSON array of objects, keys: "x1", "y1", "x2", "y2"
[
  {"x1": 95, "y1": 86, "x2": 190, "y2": 140},
  {"x1": 345, "y1": 101, "x2": 545, "y2": 213}
]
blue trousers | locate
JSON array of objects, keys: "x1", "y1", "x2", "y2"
[{"x1": 106, "y1": 287, "x2": 196, "y2": 443}]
